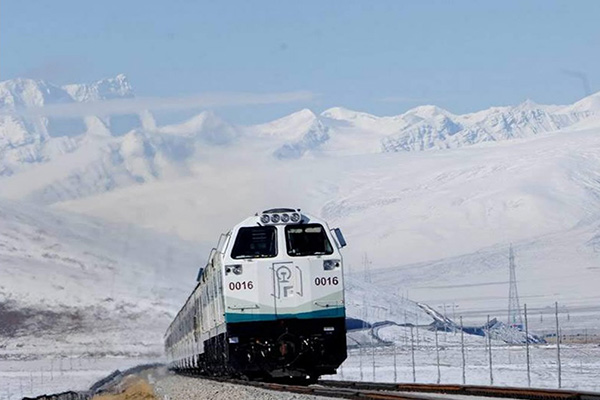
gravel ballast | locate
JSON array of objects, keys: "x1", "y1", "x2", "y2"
[{"x1": 149, "y1": 368, "x2": 333, "y2": 400}]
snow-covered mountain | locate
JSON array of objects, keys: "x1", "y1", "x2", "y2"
[
  {"x1": 2, "y1": 74, "x2": 600, "y2": 204},
  {"x1": 245, "y1": 109, "x2": 330, "y2": 159},
  {"x1": 47, "y1": 123, "x2": 600, "y2": 329},
  {"x1": 0, "y1": 76, "x2": 195, "y2": 202},
  {"x1": 63, "y1": 74, "x2": 133, "y2": 103},
  {"x1": 0, "y1": 198, "x2": 203, "y2": 357},
  {"x1": 324, "y1": 99, "x2": 600, "y2": 153},
  {"x1": 0, "y1": 75, "x2": 140, "y2": 179}
]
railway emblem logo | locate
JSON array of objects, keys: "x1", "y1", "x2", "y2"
[{"x1": 275, "y1": 265, "x2": 294, "y2": 298}]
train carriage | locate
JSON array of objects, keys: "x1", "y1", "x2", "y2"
[{"x1": 165, "y1": 208, "x2": 348, "y2": 382}]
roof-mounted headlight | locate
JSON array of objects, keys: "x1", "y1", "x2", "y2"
[
  {"x1": 291, "y1": 212, "x2": 301, "y2": 222},
  {"x1": 271, "y1": 214, "x2": 281, "y2": 223},
  {"x1": 260, "y1": 214, "x2": 270, "y2": 224},
  {"x1": 281, "y1": 213, "x2": 290, "y2": 223}
]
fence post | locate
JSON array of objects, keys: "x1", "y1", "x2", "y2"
[
  {"x1": 524, "y1": 304, "x2": 531, "y2": 387},
  {"x1": 435, "y1": 328, "x2": 441, "y2": 384},
  {"x1": 359, "y1": 346, "x2": 364, "y2": 381},
  {"x1": 393, "y1": 343, "x2": 398, "y2": 383},
  {"x1": 404, "y1": 311, "x2": 408, "y2": 346},
  {"x1": 487, "y1": 315, "x2": 494, "y2": 386},
  {"x1": 555, "y1": 302, "x2": 562, "y2": 388},
  {"x1": 372, "y1": 341, "x2": 376, "y2": 382},
  {"x1": 410, "y1": 326, "x2": 416, "y2": 383},
  {"x1": 416, "y1": 313, "x2": 420, "y2": 348},
  {"x1": 460, "y1": 316, "x2": 466, "y2": 385}
]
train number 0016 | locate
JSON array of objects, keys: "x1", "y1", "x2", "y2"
[
  {"x1": 228, "y1": 281, "x2": 254, "y2": 291},
  {"x1": 314, "y1": 277, "x2": 339, "y2": 286}
]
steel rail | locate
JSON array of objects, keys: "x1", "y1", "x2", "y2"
[
  {"x1": 319, "y1": 381, "x2": 600, "y2": 400},
  {"x1": 202, "y1": 376, "x2": 600, "y2": 400}
]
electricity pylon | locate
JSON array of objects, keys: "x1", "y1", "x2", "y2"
[{"x1": 507, "y1": 244, "x2": 523, "y2": 328}]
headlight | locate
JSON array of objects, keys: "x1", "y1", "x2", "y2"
[
  {"x1": 260, "y1": 214, "x2": 270, "y2": 224},
  {"x1": 291, "y1": 212, "x2": 301, "y2": 222},
  {"x1": 323, "y1": 259, "x2": 341, "y2": 270},
  {"x1": 271, "y1": 214, "x2": 281, "y2": 223},
  {"x1": 225, "y1": 264, "x2": 242, "y2": 275},
  {"x1": 281, "y1": 213, "x2": 290, "y2": 223}
]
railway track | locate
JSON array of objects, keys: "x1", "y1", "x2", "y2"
[{"x1": 206, "y1": 377, "x2": 600, "y2": 400}]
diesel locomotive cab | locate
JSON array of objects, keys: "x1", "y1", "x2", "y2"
[
  {"x1": 164, "y1": 208, "x2": 347, "y2": 382},
  {"x1": 223, "y1": 208, "x2": 347, "y2": 380}
]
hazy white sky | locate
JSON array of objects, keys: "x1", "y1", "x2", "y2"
[{"x1": 2, "y1": 1, "x2": 599, "y2": 123}]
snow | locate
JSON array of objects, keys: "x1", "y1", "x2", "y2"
[
  {"x1": 2, "y1": 75, "x2": 600, "y2": 204},
  {"x1": 0, "y1": 199, "x2": 204, "y2": 361},
  {"x1": 43, "y1": 123, "x2": 600, "y2": 343},
  {"x1": 50, "y1": 126, "x2": 600, "y2": 271},
  {"x1": 3, "y1": 75, "x2": 600, "y2": 394},
  {"x1": 327, "y1": 331, "x2": 600, "y2": 391},
  {"x1": 0, "y1": 357, "x2": 157, "y2": 399},
  {"x1": 63, "y1": 74, "x2": 133, "y2": 103},
  {"x1": 248, "y1": 108, "x2": 317, "y2": 139},
  {"x1": 156, "y1": 110, "x2": 239, "y2": 144}
]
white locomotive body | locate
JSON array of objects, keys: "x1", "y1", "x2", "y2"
[{"x1": 165, "y1": 208, "x2": 347, "y2": 381}]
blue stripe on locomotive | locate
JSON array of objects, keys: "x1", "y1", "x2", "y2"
[{"x1": 225, "y1": 307, "x2": 345, "y2": 323}]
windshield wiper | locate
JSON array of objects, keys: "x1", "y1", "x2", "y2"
[{"x1": 235, "y1": 254, "x2": 275, "y2": 259}]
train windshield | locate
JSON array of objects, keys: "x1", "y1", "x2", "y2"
[
  {"x1": 231, "y1": 226, "x2": 277, "y2": 259},
  {"x1": 285, "y1": 224, "x2": 334, "y2": 256}
]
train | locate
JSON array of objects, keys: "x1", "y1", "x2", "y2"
[{"x1": 164, "y1": 208, "x2": 348, "y2": 382}]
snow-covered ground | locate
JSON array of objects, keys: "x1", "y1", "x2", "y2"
[
  {"x1": 0, "y1": 356, "x2": 158, "y2": 400},
  {"x1": 327, "y1": 326, "x2": 600, "y2": 392},
  {"x1": 0, "y1": 199, "x2": 203, "y2": 361},
  {"x1": 53, "y1": 126, "x2": 600, "y2": 318}
]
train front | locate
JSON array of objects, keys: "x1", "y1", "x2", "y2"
[{"x1": 222, "y1": 208, "x2": 347, "y2": 381}]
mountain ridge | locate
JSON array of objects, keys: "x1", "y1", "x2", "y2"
[{"x1": 2, "y1": 74, "x2": 600, "y2": 204}]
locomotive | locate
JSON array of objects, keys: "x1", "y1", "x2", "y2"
[{"x1": 164, "y1": 208, "x2": 348, "y2": 382}]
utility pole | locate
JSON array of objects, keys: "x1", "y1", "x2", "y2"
[
  {"x1": 487, "y1": 315, "x2": 494, "y2": 386},
  {"x1": 460, "y1": 316, "x2": 466, "y2": 385},
  {"x1": 524, "y1": 304, "x2": 531, "y2": 387},
  {"x1": 555, "y1": 302, "x2": 562, "y2": 388},
  {"x1": 363, "y1": 253, "x2": 372, "y2": 283}
]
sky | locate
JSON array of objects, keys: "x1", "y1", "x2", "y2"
[{"x1": 2, "y1": 0, "x2": 600, "y2": 124}]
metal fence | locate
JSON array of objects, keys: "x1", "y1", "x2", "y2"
[{"x1": 330, "y1": 302, "x2": 600, "y2": 392}]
